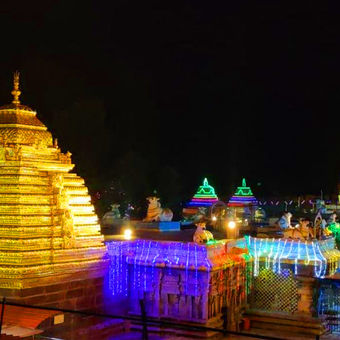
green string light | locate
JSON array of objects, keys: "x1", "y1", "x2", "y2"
[
  {"x1": 234, "y1": 178, "x2": 254, "y2": 196},
  {"x1": 193, "y1": 178, "x2": 218, "y2": 199}
]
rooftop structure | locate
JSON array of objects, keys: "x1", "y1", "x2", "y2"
[{"x1": 244, "y1": 236, "x2": 340, "y2": 278}]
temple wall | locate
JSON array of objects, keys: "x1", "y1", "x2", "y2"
[
  {"x1": 105, "y1": 242, "x2": 250, "y2": 331},
  {"x1": 0, "y1": 276, "x2": 105, "y2": 311}
]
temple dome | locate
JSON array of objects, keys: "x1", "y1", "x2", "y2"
[
  {"x1": 0, "y1": 73, "x2": 51, "y2": 146},
  {"x1": 0, "y1": 104, "x2": 46, "y2": 128}
]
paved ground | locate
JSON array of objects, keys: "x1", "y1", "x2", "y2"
[{"x1": 106, "y1": 329, "x2": 340, "y2": 340}]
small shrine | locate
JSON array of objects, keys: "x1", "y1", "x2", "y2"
[
  {"x1": 0, "y1": 73, "x2": 107, "y2": 310},
  {"x1": 182, "y1": 178, "x2": 220, "y2": 223},
  {"x1": 227, "y1": 178, "x2": 257, "y2": 224},
  {"x1": 187, "y1": 178, "x2": 219, "y2": 207},
  {"x1": 228, "y1": 178, "x2": 257, "y2": 207},
  {"x1": 106, "y1": 239, "x2": 251, "y2": 330}
]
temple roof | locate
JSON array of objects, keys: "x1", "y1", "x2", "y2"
[
  {"x1": 234, "y1": 178, "x2": 254, "y2": 196},
  {"x1": 0, "y1": 73, "x2": 51, "y2": 146},
  {"x1": 193, "y1": 178, "x2": 218, "y2": 199},
  {"x1": 0, "y1": 108, "x2": 46, "y2": 129},
  {"x1": 0, "y1": 72, "x2": 46, "y2": 129},
  {"x1": 228, "y1": 178, "x2": 257, "y2": 207},
  {"x1": 0, "y1": 103, "x2": 34, "y2": 112}
]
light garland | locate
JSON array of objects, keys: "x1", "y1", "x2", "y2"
[
  {"x1": 106, "y1": 239, "x2": 250, "y2": 296},
  {"x1": 245, "y1": 236, "x2": 340, "y2": 278}
]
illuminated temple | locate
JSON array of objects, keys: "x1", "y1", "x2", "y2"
[
  {"x1": 2, "y1": 73, "x2": 340, "y2": 337},
  {"x1": 0, "y1": 73, "x2": 106, "y2": 309},
  {"x1": 105, "y1": 235, "x2": 340, "y2": 335}
]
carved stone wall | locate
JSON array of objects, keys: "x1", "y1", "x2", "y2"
[{"x1": 124, "y1": 263, "x2": 248, "y2": 330}]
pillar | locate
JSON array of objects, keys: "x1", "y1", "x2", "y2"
[{"x1": 296, "y1": 276, "x2": 317, "y2": 316}]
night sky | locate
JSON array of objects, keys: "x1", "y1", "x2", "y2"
[{"x1": 1, "y1": 2, "x2": 340, "y2": 211}]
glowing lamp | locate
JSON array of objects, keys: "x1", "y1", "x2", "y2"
[
  {"x1": 123, "y1": 228, "x2": 133, "y2": 240},
  {"x1": 226, "y1": 220, "x2": 238, "y2": 239},
  {"x1": 212, "y1": 215, "x2": 217, "y2": 221},
  {"x1": 228, "y1": 221, "x2": 236, "y2": 229}
]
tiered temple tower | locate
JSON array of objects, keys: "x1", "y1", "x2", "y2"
[
  {"x1": 187, "y1": 178, "x2": 219, "y2": 207},
  {"x1": 0, "y1": 73, "x2": 107, "y2": 309},
  {"x1": 182, "y1": 178, "x2": 219, "y2": 221},
  {"x1": 228, "y1": 178, "x2": 257, "y2": 207}
]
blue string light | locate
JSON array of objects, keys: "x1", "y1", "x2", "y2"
[{"x1": 245, "y1": 236, "x2": 340, "y2": 278}]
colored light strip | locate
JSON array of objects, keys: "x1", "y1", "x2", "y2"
[
  {"x1": 245, "y1": 236, "x2": 340, "y2": 278},
  {"x1": 229, "y1": 196, "x2": 257, "y2": 200},
  {"x1": 192, "y1": 198, "x2": 219, "y2": 201},
  {"x1": 193, "y1": 178, "x2": 218, "y2": 199},
  {"x1": 187, "y1": 201, "x2": 216, "y2": 207},
  {"x1": 233, "y1": 178, "x2": 254, "y2": 196},
  {"x1": 106, "y1": 239, "x2": 249, "y2": 296}
]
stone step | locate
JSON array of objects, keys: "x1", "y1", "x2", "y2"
[
  {"x1": 247, "y1": 327, "x2": 330, "y2": 340},
  {"x1": 131, "y1": 322, "x2": 220, "y2": 339},
  {"x1": 244, "y1": 311, "x2": 327, "y2": 336},
  {"x1": 41, "y1": 315, "x2": 130, "y2": 339}
]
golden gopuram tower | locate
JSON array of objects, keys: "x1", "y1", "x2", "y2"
[{"x1": 0, "y1": 73, "x2": 107, "y2": 310}]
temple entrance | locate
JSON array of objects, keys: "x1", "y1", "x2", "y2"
[{"x1": 210, "y1": 201, "x2": 228, "y2": 232}]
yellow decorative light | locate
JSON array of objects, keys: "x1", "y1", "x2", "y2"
[
  {"x1": 228, "y1": 221, "x2": 236, "y2": 229},
  {"x1": 123, "y1": 228, "x2": 133, "y2": 240}
]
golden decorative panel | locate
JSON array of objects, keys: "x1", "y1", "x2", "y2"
[{"x1": 0, "y1": 128, "x2": 52, "y2": 147}]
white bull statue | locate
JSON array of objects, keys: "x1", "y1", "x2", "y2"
[
  {"x1": 143, "y1": 196, "x2": 173, "y2": 222},
  {"x1": 193, "y1": 222, "x2": 214, "y2": 244},
  {"x1": 283, "y1": 219, "x2": 314, "y2": 240}
]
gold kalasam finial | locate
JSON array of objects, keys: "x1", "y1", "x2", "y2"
[{"x1": 11, "y1": 71, "x2": 21, "y2": 105}]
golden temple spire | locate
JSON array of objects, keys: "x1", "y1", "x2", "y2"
[{"x1": 11, "y1": 71, "x2": 21, "y2": 105}]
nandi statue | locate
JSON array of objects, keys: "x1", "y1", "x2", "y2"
[
  {"x1": 124, "y1": 203, "x2": 134, "y2": 220},
  {"x1": 279, "y1": 212, "x2": 292, "y2": 230},
  {"x1": 284, "y1": 219, "x2": 314, "y2": 240},
  {"x1": 193, "y1": 222, "x2": 214, "y2": 244},
  {"x1": 101, "y1": 203, "x2": 121, "y2": 226},
  {"x1": 143, "y1": 196, "x2": 173, "y2": 222},
  {"x1": 110, "y1": 203, "x2": 121, "y2": 219}
]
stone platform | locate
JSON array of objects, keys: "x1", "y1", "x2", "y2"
[
  {"x1": 244, "y1": 310, "x2": 327, "y2": 337},
  {"x1": 0, "y1": 276, "x2": 105, "y2": 311},
  {"x1": 135, "y1": 221, "x2": 181, "y2": 232}
]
